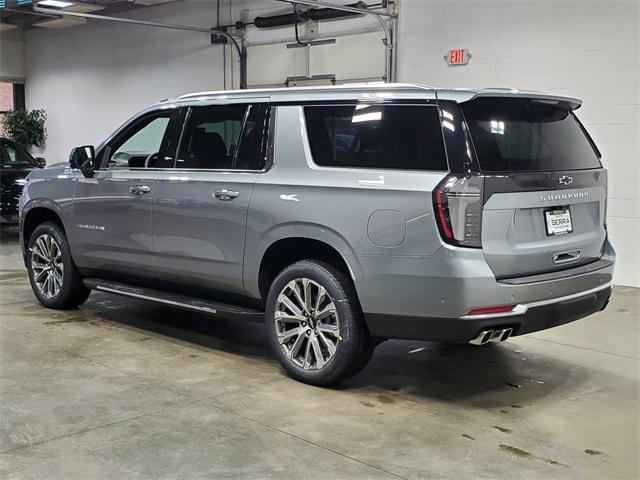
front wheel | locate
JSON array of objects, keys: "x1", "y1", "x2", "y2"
[
  {"x1": 27, "y1": 222, "x2": 90, "y2": 309},
  {"x1": 266, "y1": 260, "x2": 371, "y2": 386}
]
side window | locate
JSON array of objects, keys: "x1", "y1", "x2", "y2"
[
  {"x1": 0, "y1": 141, "x2": 34, "y2": 167},
  {"x1": 303, "y1": 105, "x2": 448, "y2": 171},
  {"x1": 177, "y1": 105, "x2": 247, "y2": 170},
  {"x1": 105, "y1": 112, "x2": 173, "y2": 169}
]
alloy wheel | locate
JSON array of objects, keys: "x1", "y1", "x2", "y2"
[
  {"x1": 30, "y1": 234, "x2": 64, "y2": 299},
  {"x1": 274, "y1": 278, "x2": 340, "y2": 370}
]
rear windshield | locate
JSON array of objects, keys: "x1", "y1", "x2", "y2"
[
  {"x1": 462, "y1": 98, "x2": 601, "y2": 172},
  {"x1": 304, "y1": 105, "x2": 448, "y2": 171}
]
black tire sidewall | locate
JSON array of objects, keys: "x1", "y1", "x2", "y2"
[
  {"x1": 266, "y1": 260, "x2": 366, "y2": 385},
  {"x1": 27, "y1": 222, "x2": 82, "y2": 309}
]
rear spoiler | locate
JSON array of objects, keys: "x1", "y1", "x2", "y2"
[{"x1": 436, "y1": 88, "x2": 582, "y2": 110}]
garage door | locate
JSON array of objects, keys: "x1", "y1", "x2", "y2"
[{"x1": 247, "y1": 31, "x2": 386, "y2": 88}]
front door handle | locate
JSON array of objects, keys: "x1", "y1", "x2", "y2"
[
  {"x1": 130, "y1": 185, "x2": 151, "y2": 195},
  {"x1": 214, "y1": 189, "x2": 239, "y2": 201}
]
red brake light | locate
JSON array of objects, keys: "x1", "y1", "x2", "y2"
[
  {"x1": 466, "y1": 305, "x2": 515, "y2": 316},
  {"x1": 435, "y1": 190, "x2": 453, "y2": 239}
]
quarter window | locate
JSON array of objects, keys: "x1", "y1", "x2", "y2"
[{"x1": 304, "y1": 105, "x2": 448, "y2": 171}]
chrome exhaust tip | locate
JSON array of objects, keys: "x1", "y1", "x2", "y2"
[
  {"x1": 469, "y1": 330, "x2": 493, "y2": 345},
  {"x1": 469, "y1": 328, "x2": 513, "y2": 345},
  {"x1": 489, "y1": 328, "x2": 513, "y2": 343}
]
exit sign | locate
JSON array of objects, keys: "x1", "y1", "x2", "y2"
[{"x1": 446, "y1": 49, "x2": 470, "y2": 66}]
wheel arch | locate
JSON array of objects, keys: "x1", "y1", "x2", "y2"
[
  {"x1": 247, "y1": 224, "x2": 363, "y2": 304},
  {"x1": 21, "y1": 202, "x2": 69, "y2": 257}
]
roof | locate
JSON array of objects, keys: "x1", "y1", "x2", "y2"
[{"x1": 158, "y1": 83, "x2": 581, "y2": 109}]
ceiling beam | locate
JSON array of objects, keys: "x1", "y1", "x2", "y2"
[{"x1": 276, "y1": 0, "x2": 396, "y2": 18}]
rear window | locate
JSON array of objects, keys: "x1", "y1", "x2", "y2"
[
  {"x1": 462, "y1": 98, "x2": 601, "y2": 172},
  {"x1": 304, "y1": 105, "x2": 448, "y2": 171}
]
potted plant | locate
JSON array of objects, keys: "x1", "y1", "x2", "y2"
[{"x1": 1, "y1": 109, "x2": 47, "y2": 152}]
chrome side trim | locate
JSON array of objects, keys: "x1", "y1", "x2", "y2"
[
  {"x1": 95, "y1": 286, "x2": 218, "y2": 314},
  {"x1": 459, "y1": 282, "x2": 612, "y2": 320}
]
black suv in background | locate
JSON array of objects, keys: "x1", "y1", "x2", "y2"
[{"x1": 1, "y1": 137, "x2": 45, "y2": 223}]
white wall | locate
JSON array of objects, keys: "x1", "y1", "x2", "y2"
[
  {"x1": 398, "y1": 0, "x2": 640, "y2": 287},
  {"x1": 25, "y1": 0, "x2": 230, "y2": 162},
  {"x1": 0, "y1": 28, "x2": 25, "y2": 80}
]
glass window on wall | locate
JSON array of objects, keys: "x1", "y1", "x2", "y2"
[{"x1": 0, "y1": 82, "x2": 26, "y2": 137}]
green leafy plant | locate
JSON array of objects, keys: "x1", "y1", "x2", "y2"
[{"x1": 1, "y1": 109, "x2": 47, "y2": 150}]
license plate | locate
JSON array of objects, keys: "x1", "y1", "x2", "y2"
[{"x1": 544, "y1": 206, "x2": 573, "y2": 236}]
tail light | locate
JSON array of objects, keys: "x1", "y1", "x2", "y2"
[{"x1": 433, "y1": 175, "x2": 484, "y2": 248}]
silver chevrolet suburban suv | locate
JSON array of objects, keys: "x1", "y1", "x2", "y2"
[{"x1": 19, "y1": 84, "x2": 615, "y2": 385}]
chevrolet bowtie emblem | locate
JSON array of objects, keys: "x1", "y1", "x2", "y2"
[{"x1": 558, "y1": 175, "x2": 573, "y2": 186}]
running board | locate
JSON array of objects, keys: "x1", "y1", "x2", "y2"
[{"x1": 83, "y1": 278, "x2": 265, "y2": 321}]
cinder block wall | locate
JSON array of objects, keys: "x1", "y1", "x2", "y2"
[{"x1": 398, "y1": 0, "x2": 639, "y2": 287}]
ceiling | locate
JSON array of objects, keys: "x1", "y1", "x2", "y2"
[{"x1": 0, "y1": 0, "x2": 178, "y2": 30}]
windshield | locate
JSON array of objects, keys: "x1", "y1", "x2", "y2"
[
  {"x1": 0, "y1": 140, "x2": 36, "y2": 168},
  {"x1": 462, "y1": 98, "x2": 601, "y2": 172}
]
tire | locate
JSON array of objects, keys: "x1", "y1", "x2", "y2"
[
  {"x1": 345, "y1": 336, "x2": 377, "y2": 378},
  {"x1": 266, "y1": 260, "x2": 371, "y2": 386},
  {"x1": 26, "y1": 222, "x2": 90, "y2": 309}
]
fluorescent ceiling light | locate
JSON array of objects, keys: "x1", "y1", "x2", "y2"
[
  {"x1": 490, "y1": 120, "x2": 505, "y2": 135},
  {"x1": 38, "y1": 0, "x2": 75, "y2": 7},
  {"x1": 352, "y1": 111, "x2": 382, "y2": 123}
]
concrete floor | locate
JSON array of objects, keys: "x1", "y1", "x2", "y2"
[{"x1": 0, "y1": 224, "x2": 638, "y2": 479}]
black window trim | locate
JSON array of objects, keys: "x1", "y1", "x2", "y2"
[{"x1": 301, "y1": 103, "x2": 450, "y2": 174}]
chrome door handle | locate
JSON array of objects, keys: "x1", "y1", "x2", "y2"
[
  {"x1": 129, "y1": 185, "x2": 151, "y2": 195},
  {"x1": 214, "y1": 189, "x2": 239, "y2": 201}
]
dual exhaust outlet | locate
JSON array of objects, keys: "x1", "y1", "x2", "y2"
[{"x1": 469, "y1": 328, "x2": 513, "y2": 346}]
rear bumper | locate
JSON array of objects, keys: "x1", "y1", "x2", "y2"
[
  {"x1": 356, "y1": 238, "x2": 615, "y2": 341},
  {"x1": 365, "y1": 284, "x2": 611, "y2": 342}
]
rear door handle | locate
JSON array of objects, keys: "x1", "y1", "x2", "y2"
[
  {"x1": 214, "y1": 189, "x2": 239, "y2": 201},
  {"x1": 129, "y1": 185, "x2": 151, "y2": 195}
]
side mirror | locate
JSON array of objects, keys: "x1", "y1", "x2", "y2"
[
  {"x1": 69, "y1": 145, "x2": 95, "y2": 177},
  {"x1": 35, "y1": 157, "x2": 46, "y2": 168}
]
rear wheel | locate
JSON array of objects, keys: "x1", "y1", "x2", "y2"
[
  {"x1": 27, "y1": 222, "x2": 90, "y2": 309},
  {"x1": 266, "y1": 260, "x2": 371, "y2": 386}
]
